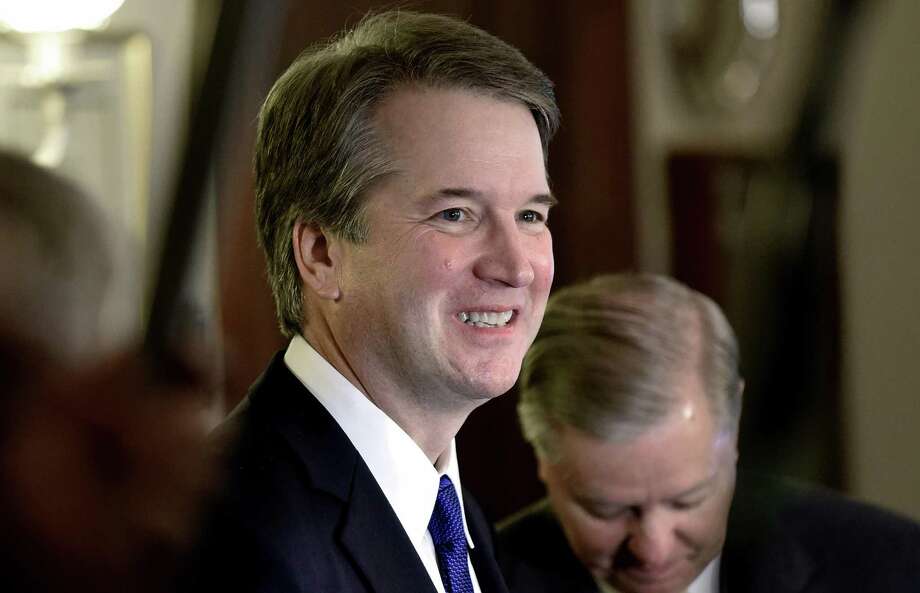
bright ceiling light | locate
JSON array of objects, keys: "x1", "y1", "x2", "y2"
[
  {"x1": 741, "y1": 0, "x2": 780, "y2": 40},
  {"x1": 0, "y1": 0, "x2": 125, "y2": 33}
]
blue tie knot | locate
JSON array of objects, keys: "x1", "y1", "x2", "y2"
[
  {"x1": 428, "y1": 475, "x2": 474, "y2": 593},
  {"x1": 428, "y1": 475, "x2": 466, "y2": 547}
]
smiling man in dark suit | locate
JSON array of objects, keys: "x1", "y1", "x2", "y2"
[
  {"x1": 499, "y1": 273, "x2": 920, "y2": 593},
  {"x1": 185, "y1": 10, "x2": 559, "y2": 593}
]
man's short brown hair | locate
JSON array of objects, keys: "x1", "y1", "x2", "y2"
[{"x1": 255, "y1": 10, "x2": 560, "y2": 337}]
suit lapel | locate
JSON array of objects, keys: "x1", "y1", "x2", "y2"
[
  {"x1": 339, "y1": 464, "x2": 438, "y2": 593},
  {"x1": 470, "y1": 542, "x2": 511, "y2": 593},
  {"x1": 250, "y1": 353, "x2": 512, "y2": 593},
  {"x1": 250, "y1": 353, "x2": 437, "y2": 593},
  {"x1": 246, "y1": 353, "x2": 355, "y2": 499},
  {"x1": 464, "y1": 494, "x2": 511, "y2": 593}
]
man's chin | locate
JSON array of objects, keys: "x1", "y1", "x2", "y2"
[
  {"x1": 449, "y1": 358, "x2": 521, "y2": 399},
  {"x1": 606, "y1": 567, "x2": 692, "y2": 593},
  {"x1": 461, "y1": 375, "x2": 517, "y2": 401}
]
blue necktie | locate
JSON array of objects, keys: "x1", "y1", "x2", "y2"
[{"x1": 428, "y1": 475, "x2": 475, "y2": 593}]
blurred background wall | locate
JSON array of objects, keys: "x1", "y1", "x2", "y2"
[
  {"x1": 4, "y1": 0, "x2": 916, "y2": 523},
  {"x1": 840, "y1": 0, "x2": 920, "y2": 522},
  {"x1": 629, "y1": 0, "x2": 920, "y2": 523}
]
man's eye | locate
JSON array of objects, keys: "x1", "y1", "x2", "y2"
[
  {"x1": 439, "y1": 208, "x2": 465, "y2": 222},
  {"x1": 672, "y1": 499, "x2": 704, "y2": 511},
  {"x1": 582, "y1": 505, "x2": 628, "y2": 521},
  {"x1": 519, "y1": 210, "x2": 546, "y2": 224}
]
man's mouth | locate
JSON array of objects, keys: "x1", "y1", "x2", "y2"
[
  {"x1": 619, "y1": 562, "x2": 683, "y2": 587},
  {"x1": 456, "y1": 310, "x2": 514, "y2": 328}
]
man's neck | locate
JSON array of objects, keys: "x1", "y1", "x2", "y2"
[{"x1": 300, "y1": 332, "x2": 475, "y2": 464}]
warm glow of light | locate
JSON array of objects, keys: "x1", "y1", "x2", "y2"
[
  {"x1": 0, "y1": 0, "x2": 125, "y2": 33},
  {"x1": 741, "y1": 0, "x2": 780, "y2": 40}
]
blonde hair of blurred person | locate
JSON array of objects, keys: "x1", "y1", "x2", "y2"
[
  {"x1": 0, "y1": 149, "x2": 112, "y2": 365},
  {"x1": 0, "y1": 149, "x2": 214, "y2": 593}
]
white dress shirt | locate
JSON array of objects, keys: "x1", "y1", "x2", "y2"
[
  {"x1": 284, "y1": 335, "x2": 482, "y2": 593},
  {"x1": 594, "y1": 555, "x2": 720, "y2": 593}
]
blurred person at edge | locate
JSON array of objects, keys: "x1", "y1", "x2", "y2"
[
  {"x1": 182, "y1": 9, "x2": 559, "y2": 593},
  {"x1": 0, "y1": 149, "x2": 215, "y2": 593},
  {"x1": 498, "y1": 273, "x2": 920, "y2": 593}
]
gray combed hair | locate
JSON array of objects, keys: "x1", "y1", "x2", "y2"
[{"x1": 518, "y1": 273, "x2": 742, "y2": 460}]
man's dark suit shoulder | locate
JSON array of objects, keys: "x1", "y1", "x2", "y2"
[
  {"x1": 181, "y1": 352, "x2": 510, "y2": 593},
  {"x1": 497, "y1": 499, "x2": 597, "y2": 593},
  {"x1": 180, "y1": 352, "x2": 365, "y2": 592},
  {"x1": 723, "y1": 473, "x2": 920, "y2": 592}
]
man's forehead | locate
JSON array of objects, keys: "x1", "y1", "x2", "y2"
[
  {"x1": 372, "y1": 85, "x2": 539, "y2": 147},
  {"x1": 557, "y1": 413, "x2": 730, "y2": 485},
  {"x1": 563, "y1": 447, "x2": 726, "y2": 508},
  {"x1": 365, "y1": 88, "x2": 550, "y2": 207},
  {"x1": 571, "y1": 469, "x2": 719, "y2": 504}
]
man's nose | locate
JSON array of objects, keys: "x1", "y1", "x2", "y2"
[
  {"x1": 473, "y1": 220, "x2": 535, "y2": 287},
  {"x1": 626, "y1": 510, "x2": 675, "y2": 568}
]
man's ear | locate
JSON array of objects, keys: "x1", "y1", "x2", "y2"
[
  {"x1": 734, "y1": 378, "x2": 745, "y2": 431},
  {"x1": 734, "y1": 379, "x2": 744, "y2": 463},
  {"x1": 536, "y1": 454, "x2": 549, "y2": 484},
  {"x1": 727, "y1": 378, "x2": 745, "y2": 463},
  {"x1": 292, "y1": 220, "x2": 340, "y2": 301}
]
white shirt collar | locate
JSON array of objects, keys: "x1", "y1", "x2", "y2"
[
  {"x1": 594, "y1": 555, "x2": 720, "y2": 593},
  {"x1": 283, "y1": 335, "x2": 475, "y2": 549}
]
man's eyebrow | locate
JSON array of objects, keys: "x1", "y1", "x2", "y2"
[
  {"x1": 531, "y1": 192, "x2": 558, "y2": 208},
  {"x1": 674, "y1": 476, "x2": 716, "y2": 500},
  {"x1": 573, "y1": 494, "x2": 626, "y2": 511},
  {"x1": 428, "y1": 187, "x2": 558, "y2": 207},
  {"x1": 417, "y1": 187, "x2": 481, "y2": 207},
  {"x1": 432, "y1": 187, "x2": 480, "y2": 199}
]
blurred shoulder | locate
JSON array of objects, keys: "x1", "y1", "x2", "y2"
[
  {"x1": 732, "y1": 472, "x2": 920, "y2": 543},
  {"x1": 497, "y1": 499, "x2": 596, "y2": 593},
  {"x1": 726, "y1": 472, "x2": 920, "y2": 591},
  {"x1": 497, "y1": 498, "x2": 561, "y2": 546}
]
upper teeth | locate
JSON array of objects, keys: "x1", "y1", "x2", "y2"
[{"x1": 458, "y1": 311, "x2": 514, "y2": 327}]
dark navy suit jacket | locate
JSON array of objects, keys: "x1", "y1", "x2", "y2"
[
  {"x1": 182, "y1": 352, "x2": 510, "y2": 593},
  {"x1": 497, "y1": 475, "x2": 920, "y2": 593}
]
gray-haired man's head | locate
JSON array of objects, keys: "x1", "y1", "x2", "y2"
[
  {"x1": 518, "y1": 273, "x2": 744, "y2": 593},
  {"x1": 519, "y1": 273, "x2": 742, "y2": 460}
]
